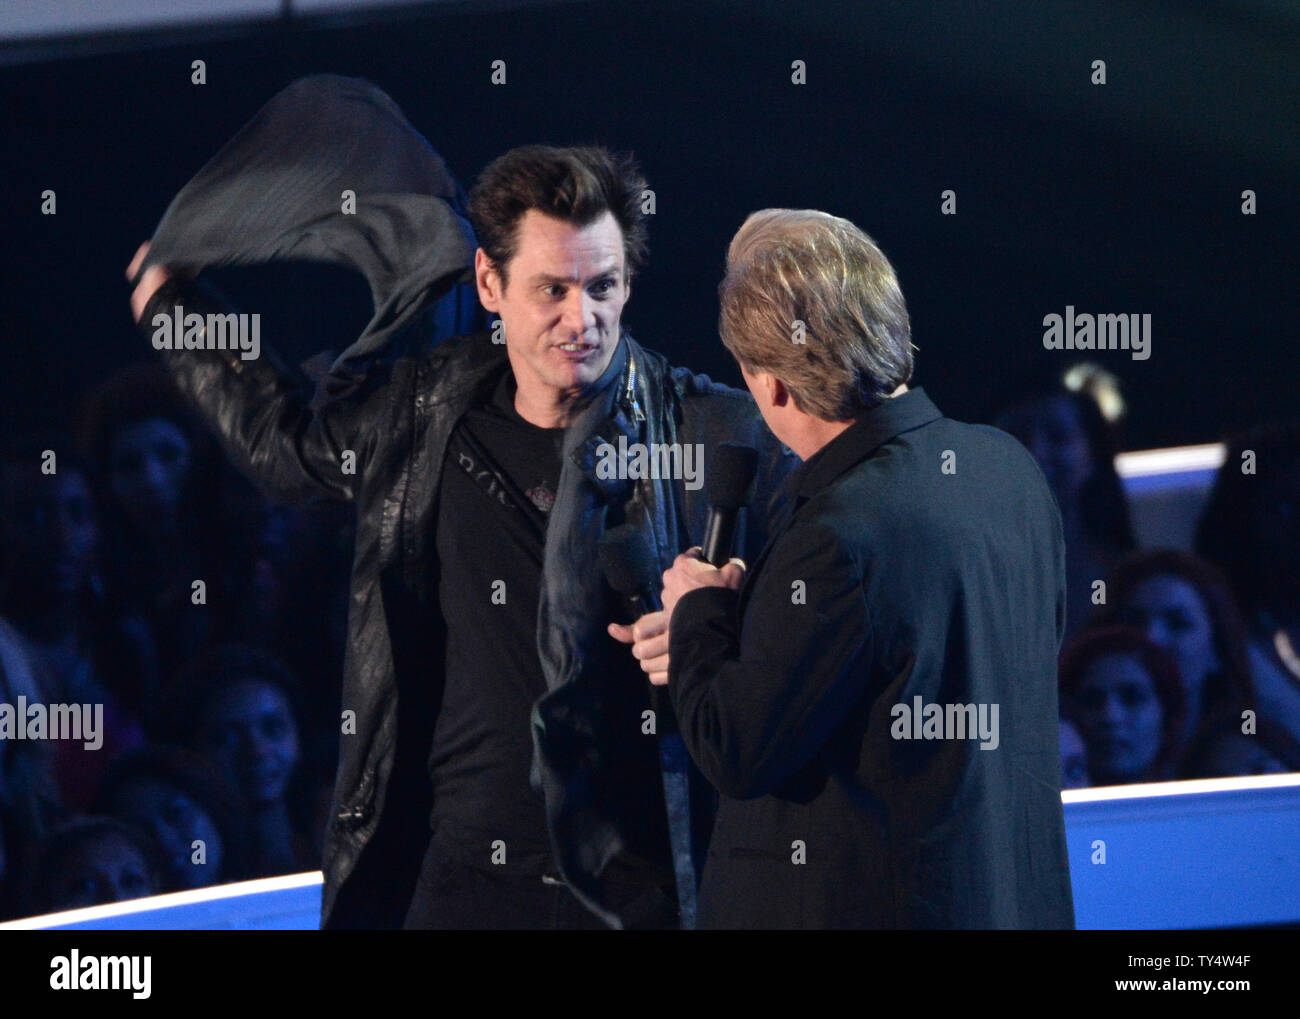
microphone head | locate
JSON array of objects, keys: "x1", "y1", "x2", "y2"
[
  {"x1": 598, "y1": 523, "x2": 661, "y2": 597},
  {"x1": 708, "y1": 442, "x2": 759, "y2": 510}
]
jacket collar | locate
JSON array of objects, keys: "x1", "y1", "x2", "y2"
[{"x1": 790, "y1": 386, "x2": 943, "y2": 501}]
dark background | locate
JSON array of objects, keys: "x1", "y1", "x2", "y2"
[{"x1": 3, "y1": 0, "x2": 1296, "y2": 448}]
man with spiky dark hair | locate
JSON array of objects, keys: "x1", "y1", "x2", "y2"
[{"x1": 129, "y1": 126, "x2": 794, "y2": 929}]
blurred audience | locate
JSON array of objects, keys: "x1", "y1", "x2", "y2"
[
  {"x1": 1196, "y1": 424, "x2": 1300, "y2": 757},
  {"x1": 75, "y1": 364, "x2": 266, "y2": 698},
  {"x1": 35, "y1": 816, "x2": 159, "y2": 914},
  {"x1": 96, "y1": 745, "x2": 250, "y2": 891},
  {"x1": 1059, "y1": 718, "x2": 1090, "y2": 790},
  {"x1": 996, "y1": 385, "x2": 1136, "y2": 640},
  {"x1": 1087, "y1": 549, "x2": 1282, "y2": 772},
  {"x1": 1184, "y1": 716, "x2": 1294, "y2": 778},
  {"x1": 0, "y1": 436, "x2": 149, "y2": 808},
  {"x1": 0, "y1": 365, "x2": 346, "y2": 919},
  {"x1": 170, "y1": 645, "x2": 320, "y2": 880},
  {"x1": 0, "y1": 617, "x2": 66, "y2": 919}
]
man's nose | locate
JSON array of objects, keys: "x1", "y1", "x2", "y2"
[{"x1": 560, "y1": 288, "x2": 595, "y2": 335}]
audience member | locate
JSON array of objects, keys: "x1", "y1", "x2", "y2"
[
  {"x1": 996, "y1": 386, "x2": 1136, "y2": 640},
  {"x1": 96, "y1": 745, "x2": 250, "y2": 891},
  {"x1": 1090, "y1": 549, "x2": 1281, "y2": 773},
  {"x1": 0, "y1": 436, "x2": 149, "y2": 806},
  {"x1": 171, "y1": 645, "x2": 318, "y2": 879},
  {"x1": 76, "y1": 365, "x2": 265, "y2": 696},
  {"x1": 1196, "y1": 424, "x2": 1300, "y2": 756},
  {"x1": 35, "y1": 816, "x2": 159, "y2": 914},
  {"x1": 1060, "y1": 626, "x2": 1185, "y2": 785}
]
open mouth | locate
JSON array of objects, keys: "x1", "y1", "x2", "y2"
[{"x1": 555, "y1": 341, "x2": 597, "y2": 359}]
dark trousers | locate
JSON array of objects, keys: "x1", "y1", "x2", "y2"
[{"x1": 402, "y1": 837, "x2": 678, "y2": 930}]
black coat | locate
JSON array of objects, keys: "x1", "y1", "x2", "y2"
[
  {"x1": 140, "y1": 276, "x2": 796, "y2": 928},
  {"x1": 668, "y1": 388, "x2": 1075, "y2": 929}
]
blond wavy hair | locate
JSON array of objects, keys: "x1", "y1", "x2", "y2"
[{"x1": 718, "y1": 209, "x2": 914, "y2": 420}]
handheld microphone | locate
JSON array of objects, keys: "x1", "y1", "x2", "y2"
[
  {"x1": 702, "y1": 443, "x2": 759, "y2": 566},
  {"x1": 598, "y1": 524, "x2": 663, "y2": 620}
]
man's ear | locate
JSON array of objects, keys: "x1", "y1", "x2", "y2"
[
  {"x1": 475, "y1": 248, "x2": 502, "y2": 313},
  {"x1": 768, "y1": 375, "x2": 791, "y2": 408}
]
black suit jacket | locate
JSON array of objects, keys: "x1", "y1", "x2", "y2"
[{"x1": 668, "y1": 387, "x2": 1075, "y2": 929}]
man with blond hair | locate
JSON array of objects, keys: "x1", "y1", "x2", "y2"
[{"x1": 632, "y1": 209, "x2": 1075, "y2": 928}]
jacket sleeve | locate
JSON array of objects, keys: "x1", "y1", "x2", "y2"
[
  {"x1": 139, "y1": 275, "x2": 385, "y2": 506},
  {"x1": 666, "y1": 518, "x2": 872, "y2": 799}
]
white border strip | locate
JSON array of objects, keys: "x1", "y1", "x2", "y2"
[
  {"x1": 0, "y1": 870, "x2": 322, "y2": 930},
  {"x1": 1063, "y1": 772, "x2": 1300, "y2": 803},
  {"x1": 1115, "y1": 442, "x2": 1225, "y2": 479}
]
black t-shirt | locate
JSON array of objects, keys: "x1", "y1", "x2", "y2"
[{"x1": 426, "y1": 369, "x2": 565, "y2": 874}]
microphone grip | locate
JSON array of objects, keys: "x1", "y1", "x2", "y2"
[
  {"x1": 630, "y1": 591, "x2": 662, "y2": 617},
  {"x1": 702, "y1": 508, "x2": 739, "y2": 567}
]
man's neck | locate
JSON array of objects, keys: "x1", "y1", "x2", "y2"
[
  {"x1": 790, "y1": 383, "x2": 910, "y2": 461},
  {"x1": 510, "y1": 349, "x2": 622, "y2": 430},
  {"x1": 789, "y1": 418, "x2": 855, "y2": 461},
  {"x1": 513, "y1": 384, "x2": 586, "y2": 430}
]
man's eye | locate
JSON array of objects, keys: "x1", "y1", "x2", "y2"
[{"x1": 591, "y1": 279, "x2": 615, "y2": 296}]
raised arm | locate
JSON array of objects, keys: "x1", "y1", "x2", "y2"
[{"x1": 127, "y1": 242, "x2": 383, "y2": 507}]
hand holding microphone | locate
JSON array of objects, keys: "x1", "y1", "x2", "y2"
[
  {"x1": 659, "y1": 548, "x2": 745, "y2": 621},
  {"x1": 661, "y1": 439, "x2": 760, "y2": 620},
  {"x1": 605, "y1": 442, "x2": 758, "y2": 685}
]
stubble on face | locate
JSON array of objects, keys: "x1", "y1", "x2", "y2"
[{"x1": 478, "y1": 209, "x2": 630, "y2": 429}]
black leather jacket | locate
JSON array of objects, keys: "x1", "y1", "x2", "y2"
[{"x1": 140, "y1": 276, "x2": 796, "y2": 928}]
